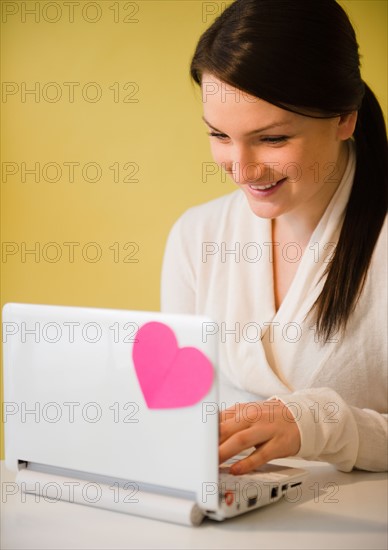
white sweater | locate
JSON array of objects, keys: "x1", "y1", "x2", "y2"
[{"x1": 160, "y1": 141, "x2": 388, "y2": 472}]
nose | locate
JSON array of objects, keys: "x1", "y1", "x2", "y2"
[{"x1": 223, "y1": 145, "x2": 262, "y2": 185}]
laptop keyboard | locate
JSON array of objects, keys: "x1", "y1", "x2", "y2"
[{"x1": 219, "y1": 464, "x2": 291, "y2": 482}]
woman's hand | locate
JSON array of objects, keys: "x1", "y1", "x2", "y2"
[{"x1": 219, "y1": 399, "x2": 301, "y2": 475}]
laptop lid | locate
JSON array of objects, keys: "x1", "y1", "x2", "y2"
[{"x1": 2, "y1": 303, "x2": 219, "y2": 510}]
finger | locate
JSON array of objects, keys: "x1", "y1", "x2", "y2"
[
  {"x1": 219, "y1": 403, "x2": 240, "y2": 423},
  {"x1": 219, "y1": 402, "x2": 274, "y2": 446},
  {"x1": 228, "y1": 442, "x2": 275, "y2": 474},
  {"x1": 229, "y1": 435, "x2": 295, "y2": 475},
  {"x1": 219, "y1": 426, "x2": 271, "y2": 465},
  {"x1": 219, "y1": 415, "x2": 252, "y2": 445},
  {"x1": 220, "y1": 402, "x2": 262, "y2": 424}
]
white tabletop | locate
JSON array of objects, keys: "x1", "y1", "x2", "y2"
[{"x1": 1, "y1": 459, "x2": 387, "y2": 550}]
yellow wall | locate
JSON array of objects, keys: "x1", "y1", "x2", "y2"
[{"x1": 1, "y1": 0, "x2": 387, "y2": 457}]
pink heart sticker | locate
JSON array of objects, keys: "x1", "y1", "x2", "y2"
[{"x1": 132, "y1": 322, "x2": 214, "y2": 409}]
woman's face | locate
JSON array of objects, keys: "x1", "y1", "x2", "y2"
[{"x1": 201, "y1": 73, "x2": 356, "y2": 222}]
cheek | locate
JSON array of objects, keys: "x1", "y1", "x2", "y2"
[
  {"x1": 299, "y1": 134, "x2": 338, "y2": 166},
  {"x1": 277, "y1": 145, "x2": 309, "y2": 182},
  {"x1": 263, "y1": 149, "x2": 302, "y2": 181},
  {"x1": 209, "y1": 142, "x2": 226, "y2": 165}
]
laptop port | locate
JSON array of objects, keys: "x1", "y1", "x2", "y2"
[
  {"x1": 281, "y1": 484, "x2": 288, "y2": 492},
  {"x1": 247, "y1": 497, "x2": 257, "y2": 508},
  {"x1": 290, "y1": 482, "x2": 302, "y2": 488},
  {"x1": 271, "y1": 487, "x2": 278, "y2": 499}
]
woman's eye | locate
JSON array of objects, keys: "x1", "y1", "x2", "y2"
[
  {"x1": 207, "y1": 132, "x2": 288, "y2": 144},
  {"x1": 207, "y1": 131, "x2": 229, "y2": 140},
  {"x1": 261, "y1": 136, "x2": 288, "y2": 144}
]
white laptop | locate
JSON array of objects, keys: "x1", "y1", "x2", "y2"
[{"x1": 2, "y1": 303, "x2": 308, "y2": 525}]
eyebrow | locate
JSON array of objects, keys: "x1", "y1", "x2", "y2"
[{"x1": 201, "y1": 116, "x2": 291, "y2": 136}]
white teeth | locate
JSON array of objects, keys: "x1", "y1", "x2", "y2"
[{"x1": 250, "y1": 181, "x2": 279, "y2": 190}]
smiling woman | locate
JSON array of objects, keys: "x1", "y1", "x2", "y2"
[
  {"x1": 161, "y1": 0, "x2": 387, "y2": 474},
  {"x1": 200, "y1": 75, "x2": 355, "y2": 224}
]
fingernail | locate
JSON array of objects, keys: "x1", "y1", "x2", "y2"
[{"x1": 231, "y1": 464, "x2": 242, "y2": 475}]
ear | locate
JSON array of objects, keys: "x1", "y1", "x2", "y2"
[{"x1": 337, "y1": 111, "x2": 358, "y2": 140}]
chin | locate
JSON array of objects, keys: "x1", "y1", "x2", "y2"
[{"x1": 245, "y1": 197, "x2": 282, "y2": 220}]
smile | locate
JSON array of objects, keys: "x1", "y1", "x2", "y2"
[
  {"x1": 249, "y1": 181, "x2": 280, "y2": 190},
  {"x1": 247, "y1": 177, "x2": 287, "y2": 194}
]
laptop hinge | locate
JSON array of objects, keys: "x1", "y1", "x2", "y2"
[{"x1": 16, "y1": 461, "x2": 204, "y2": 526}]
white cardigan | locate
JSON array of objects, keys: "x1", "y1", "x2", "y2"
[{"x1": 160, "y1": 141, "x2": 387, "y2": 472}]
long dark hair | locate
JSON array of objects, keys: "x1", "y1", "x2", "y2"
[{"x1": 190, "y1": 0, "x2": 387, "y2": 342}]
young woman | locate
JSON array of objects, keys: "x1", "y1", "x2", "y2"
[{"x1": 161, "y1": 0, "x2": 387, "y2": 473}]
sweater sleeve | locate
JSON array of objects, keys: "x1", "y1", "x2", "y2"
[{"x1": 273, "y1": 387, "x2": 388, "y2": 472}]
